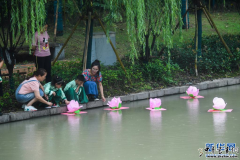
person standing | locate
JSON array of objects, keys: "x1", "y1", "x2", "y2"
[{"x1": 32, "y1": 24, "x2": 52, "y2": 82}]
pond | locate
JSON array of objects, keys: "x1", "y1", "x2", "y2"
[{"x1": 0, "y1": 85, "x2": 239, "y2": 160}]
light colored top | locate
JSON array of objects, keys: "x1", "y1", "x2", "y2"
[
  {"x1": 19, "y1": 77, "x2": 40, "y2": 94},
  {"x1": 64, "y1": 80, "x2": 82, "y2": 96},
  {"x1": 82, "y1": 69, "x2": 103, "y2": 82},
  {"x1": 32, "y1": 31, "x2": 51, "y2": 57},
  {"x1": 44, "y1": 82, "x2": 66, "y2": 100}
]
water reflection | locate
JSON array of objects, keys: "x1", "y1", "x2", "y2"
[
  {"x1": 213, "y1": 112, "x2": 227, "y2": 137},
  {"x1": 150, "y1": 111, "x2": 162, "y2": 131},
  {"x1": 107, "y1": 110, "x2": 122, "y2": 124},
  {"x1": 187, "y1": 99, "x2": 199, "y2": 124},
  {"x1": 67, "y1": 115, "x2": 81, "y2": 142}
]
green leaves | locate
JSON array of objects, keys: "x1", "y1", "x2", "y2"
[{"x1": 8, "y1": 0, "x2": 47, "y2": 53}]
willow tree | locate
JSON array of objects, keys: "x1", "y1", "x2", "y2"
[
  {"x1": 0, "y1": 0, "x2": 47, "y2": 90},
  {"x1": 100, "y1": 0, "x2": 183, "y2": 66}
]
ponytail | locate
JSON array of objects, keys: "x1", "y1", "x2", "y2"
[{"x1": 26, "y1": 68, "x2": 47, "y2": 80}]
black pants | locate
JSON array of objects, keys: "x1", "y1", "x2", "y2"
[{"x1": 35, "y1": 55, "x2": 52, "y2": 83}]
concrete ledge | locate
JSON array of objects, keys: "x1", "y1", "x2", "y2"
[
  {"x1": 207, "y1": 81, "x2": 219, "y2": 89},
  {"x1": 86, "y1": 100, "x2": 103, "y2": 109},
  {"x1": 1, "y1": 77, "x2": 240, "y2": 124},
  {"x1": 213, "y1": 79, "x2": 228, "y2": 87},
  {"x1": 164, "y1": 87, "x2": 180, "y2": 95},
  {"x1": 149, "y1": 90, "x2": 164, "y2": 98},
  {"x1": 120, "y1": 95, "x2": 134, "y2": 102},
  {"x1": 179, "y1": 86, "x2": 189, "y2": 93},
  {"x1": 132, "y1": 92, "x2": 149, "y2": 101},
  {"x1": 0, "y1": 114, "x2": 10, "y2": 124},
  {"x1": 226, "y1": 78, "x2": 240, "y2": 85},
  {"x1": 196, "y1": 82, "x2": 208, "y2": 90},
  {"x1": 9, "y1": 112, "x2": 31, "y2": 121},
  {"x1": 31, "y1": 110, "x2": 50, "y2": 118}
]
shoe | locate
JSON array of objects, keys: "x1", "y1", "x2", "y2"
[
  {"x1": 22, "y1": 104, "x2": 26, "y2": 108},
  {"x1": 24, "y1": 106, "x2": 37, "y2": 111},
  {"x1": 94, "y1": 98, "x2": 99, "y2": 101},
  {"x1": 45, "y1": 106, "x2": 52, "y2": 109},
  {"x1": 52, "y1": 104, "x2": 60, "y2": 108}
]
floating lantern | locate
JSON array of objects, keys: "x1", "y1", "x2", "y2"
[
  {"x1": 180, "y1": 86, "x2": 204, "y2": 99},
  {"x1": 104, "y1": 97, "x2": 129, "y2": 110},
  {"x1": 61, "y1": 100, "x2": 87, "y2": 115},
  {"x1": 146, "y1": 98, "x2": 166, "y2": 111},
  {"x1": 208, "y1": 97, "x2": 232, "y2": 112}
]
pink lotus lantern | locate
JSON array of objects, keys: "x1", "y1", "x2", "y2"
[
  {"x1": 186, "y1": 86, "x2": 199, "y2": 97},
  {"x1": 213, "y1": 97, "x2": 227, "y2": 110},
  {"x1": 208, "y1": 97, "x2": 232, "y2": 112},
  {"x1": 61, "y1": 100, "x2": 87, "y2": 115},
  {"x1": 107, "y1": 97, "x2": 122, "y2": 109},
  {"x1": 67, "y1": 100, "x2": 82, "y2": 113},
  {"x1": 146, "y1": 98, "x2": 166, "y2": 111},
  {"x1": 150, "y1": 98, "x2": 161, "y2": 109}
]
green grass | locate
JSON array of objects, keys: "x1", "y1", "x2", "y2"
[
  {"x1": 2, "y1": 12, "x2": 240, "y2": 61},
  {"x1": 173, "y1": 12, "x2": 240, "y2": 46},
  {"x1": 47, "y1": 12, "x2": 240, "y2": 60}
]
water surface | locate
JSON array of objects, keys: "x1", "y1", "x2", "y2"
[{"x1": 0, "y1": 85, "x2": 240, "y2": 160}]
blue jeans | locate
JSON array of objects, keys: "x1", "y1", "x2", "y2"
[
  {"x1": 15, "y1": 80, "x2": 44, "y2": 103},
  {"x1": 83, "y1": 81, "x2": 98, "y2": 98}
]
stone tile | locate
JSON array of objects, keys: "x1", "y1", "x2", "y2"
[
  {"x1": 213, "y1": 79, "x2": 228, "y2": 87},
  {"x1": 196, "y1": 82, "x2": 208, "y2": 90},
  {"x1": 0, "y1": 114, "x2": 10, "y2": 123},
  {"x1": 81, "y1": 103, "x2": 87, "y2": 110},
  {"x1": 31, "y1": 110, "x2": 50, "y2": 118},
  {"x1": 9, "y1": 112, "x2": 31, "y2": 121},
  {"x1": 86, "y1": 100, "x2": 103, "y2": 109},
  {"x1": 164, "y1": 87, "x2": 180, "y2": 95},
  {"x1": 132, "y1": 92, "x2": 149, "y2": 101},
  {"x1": 227, "y1": 78, "x2": 240, "y2": 85},
  {"x1": 207, "y1": 81, "x2": 219, "y2": 89},
  {"x1": 179, "y1": 86, "x2": 189, "y2": 93},
  {"x1": 120, "y1": 95, "x2": 134, "y2": 102},
  {"x1": 49, "y1": 107, "x2": 67, "y2": 115},
  {"x1": 149, "y1": 90, "x2": 164, "y2": 98}
]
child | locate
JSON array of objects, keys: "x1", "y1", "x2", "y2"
[
  {"x1": 44, "y1": 76, "x2": 70, "y2": 108},
  {"x1": 64, "y1": 75, "x2": 88, "y2": 104}
]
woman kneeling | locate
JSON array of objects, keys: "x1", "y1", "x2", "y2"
[{"x1": 15, "y1": 68, "x2": 53, "y2": 111}]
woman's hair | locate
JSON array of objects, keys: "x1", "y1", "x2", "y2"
[
  {"x1": 51, "y1": 75, "x2": 64, "y2": 86},
  {"x1": 27, "y1": 68, "x2": 46, "y2": 80},
  {"x1": 91, "y1": 59, "x2": 101, "y2": 75}
]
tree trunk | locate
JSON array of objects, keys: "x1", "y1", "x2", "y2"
[{"x1": 2, "y1": 49, "x2": 15, "y2": 92}]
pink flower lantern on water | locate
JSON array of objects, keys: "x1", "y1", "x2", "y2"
[
  {"x1": 67, "y1": 100, "x2": 82, "y2": 113},
  {"x1": 61, "y1": 100, "x2": 87, "y2": 115},
  {"x1": 186, "y1": 86, "x2": 199, "y2": 97},
  {"x1": 208, "y1": 97, "x2": 232, "y2": 112},
  {"x1": 107, "y1": 97, "x2": 122, "y2": 109},
  {"x1": 146, "y1": 98, "x2": 166, "y2": 111},
  {"x1": 150, "y1": 98, "x2": 161, "y2": 109},
  {"x1": 213, "y1": 97, "x2": 227, "y2": 110},
  {"x1": 180, "y1": 86, "x2": 204, "y2": 99}
]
